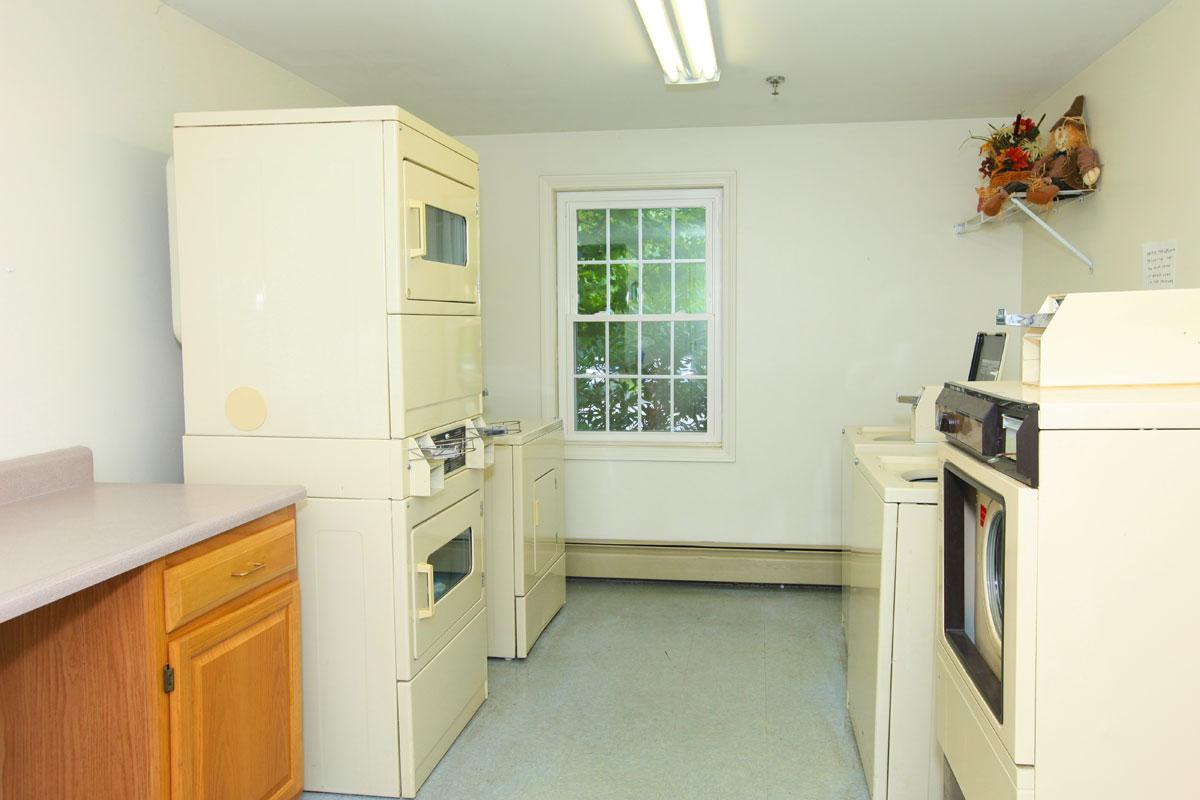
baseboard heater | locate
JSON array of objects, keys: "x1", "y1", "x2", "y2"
[{"x1": 564, "y1": 540, "x2": 843, "y2": 587}]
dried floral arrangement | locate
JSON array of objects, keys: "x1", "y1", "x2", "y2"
[
  {"x1": 971, "y1": 114, "x2": 1045, "y2": 179},
  {"x1": 967, "y1": 114, "x2": 1045, "y2": 215},
  {"x1": 966, "y1": 98, "x2": 1103, "y2": 216}
]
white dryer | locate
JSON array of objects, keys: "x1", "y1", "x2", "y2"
[
  {"x1": 173, "y1": 105, "x2": 492, "y2": 800},
  {"x1": 845, "y1": 453, "x2": 942, "y2": 800},
  {"x1": 484, "y1": 419, "x2": 567, "y2": 659}
]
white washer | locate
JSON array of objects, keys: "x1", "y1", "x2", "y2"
[
  {"x1": 841, "y1": 384, "x2": 945, "y2": 534},
  {"x1": 845, "y1": 453, "x2": 942, "y2": 800},
  {"x1": 840, "y1": 421, "x2": 938, "y2": 552},
  {"x1": 936, "y1": 288, "x2": 1200, "y2": 800}
]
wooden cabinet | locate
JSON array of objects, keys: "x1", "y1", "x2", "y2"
[
  {"x1": 163, "y1": 519, "x2": 298, "y2": 632},
  {"x1": 169, "y1": 582, "x2": 302, "y2": 800},
  {"x1": 0, "y1": 506, "x2": 302, "y2": 800}
]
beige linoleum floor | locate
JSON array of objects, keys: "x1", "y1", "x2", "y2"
[{"x1": 303, "y1": 578, "x2": 869, "y2": 800}]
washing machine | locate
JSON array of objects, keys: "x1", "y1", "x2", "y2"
[
  {"x1": 934, "y1": 286, "x2": 1200, "y2": 800},
  {"x1": 840, "y1": 390, "x2": 940, "y2": 646},
  {"x1": 845, "y1": 452, "x2": 942, "y2": 800},
  {"x1": 840, "y1": 388, "x2": 941, "y2": 551},
  {"x1": 841, "y1": 332, "x2": 1008, "y2": 543}
]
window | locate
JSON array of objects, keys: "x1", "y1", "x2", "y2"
[
  {"x1": 556, "y1": 187, "x2": 727, "y2": 456},
  {"x1": 428, "y1": 527, "x2": 473, "y2": 603}
]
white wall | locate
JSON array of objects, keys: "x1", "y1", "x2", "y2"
[
  {"x1": 0, "y1": 0, "x2": 341, "y2": 482},
  {"x1": 1022, "y1": 0, "x2": 1199, "y2": 307},
  {"x1": 463, "y1": 119, "x2": 1022, "y2": 547}
]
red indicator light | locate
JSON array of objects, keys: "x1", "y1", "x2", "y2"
[{"x1": 980, "y1": 504, "x2": 987, "y2": 527}]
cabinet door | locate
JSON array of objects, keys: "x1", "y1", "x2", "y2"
[{"x1": 169, "y1": 583, "x2": 303, "y2": 800}]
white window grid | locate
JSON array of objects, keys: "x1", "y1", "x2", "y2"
[{"x1": 558, "y1": 189, "x2": 722, "y2": 444}]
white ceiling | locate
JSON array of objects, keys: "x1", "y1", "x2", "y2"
[{"x1": 168, "y1": 0, "x2": 1169, "y2": 136}]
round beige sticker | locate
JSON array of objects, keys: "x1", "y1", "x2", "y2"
[{"x1": 225, "y1": 386, "x2": 267, "y2": 431}]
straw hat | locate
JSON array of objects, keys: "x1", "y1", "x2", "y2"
[{"x1": 1049, "y1": 95, "x2": 1087, "y2": 132}]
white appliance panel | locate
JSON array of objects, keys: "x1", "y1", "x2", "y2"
[
  {"x1": 175, "y1": 121, "x2": 390, "y2": 439},
  {"x1": 389, "y1": 315, "x2": 483, "y2": 438}
]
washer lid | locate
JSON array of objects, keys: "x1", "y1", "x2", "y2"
[
  {"x1": 856, "y1": 453, "x2": 940, "y2": 504},
  {"x1": 843, "y1": 425, "x2": 939, "y2": 457}
]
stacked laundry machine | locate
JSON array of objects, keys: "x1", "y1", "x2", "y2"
[
  {"x1": 172, "y1": 106, "x2": 493, "y2": 798},
  {"x1": 936, "y1": 289, "x2": 1200, "y2": 800}
]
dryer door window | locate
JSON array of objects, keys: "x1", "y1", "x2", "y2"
[
  {"x1": 425, "y1": 205, "x2": 468, "y2": 266},
  {"x1": 428, "y1": 528, "x2": 472, "y2": 602}
]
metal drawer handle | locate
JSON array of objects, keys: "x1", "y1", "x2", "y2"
[
  {"x1": 416, "y1": 563, "x2": 435, "y2": 619},
  {"x1": 230, "y1": 561, "x2": 266, "y2": 578}
]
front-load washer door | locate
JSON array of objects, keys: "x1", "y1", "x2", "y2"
[
  {"x1": 942, "y1": 463, "x2": 1008, "y2": 723},
  {"x1": 974, "y1": 499, "x2": 1005, "y2": 680},
  {"x1": 410, "y1": 490, "x2": 483, "y2": 661},
  {"x1": 940, "y1": 451, "x2": 1036, "y2": 768}
]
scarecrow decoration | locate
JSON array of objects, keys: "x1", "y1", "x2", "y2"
[
  {"x1": 968, "y1": 95, "x2": 1101, "y2": 216},
  {"x1": 1026, "y1": 95, "x2": 1102, "y2": 205}
]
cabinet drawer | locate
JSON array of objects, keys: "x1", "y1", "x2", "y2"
[{"x1": 164, "y1": 520, "x2": 297, "y2": 632}]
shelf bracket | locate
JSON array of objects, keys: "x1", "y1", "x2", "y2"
[{"x1": 1008, "y1": 197, "x2": 1094, "y2": 274}]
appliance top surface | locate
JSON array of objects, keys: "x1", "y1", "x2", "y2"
[
  {"x1": 172, "y1": 105, "x2": 478, "y2": 163},
  {"x1": 490, "y1": 417, "x2": 563, "y2": 447},
  {"x1": 857, "y1": 453, "x2": 940, "y2": 504},
  {"x1": 843, "y1": 425, "x2": 939, "y2": 455},
  {"x1": 844, "y1": 425, "x2": 911, "y2": 445},
  {"x1": 945, "y1": 380, "x2": 1200, "y2": 430}
]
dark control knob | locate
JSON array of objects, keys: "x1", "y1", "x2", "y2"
[{"x1": 939, "y1": 413, "x2": 962, "y2": 434}]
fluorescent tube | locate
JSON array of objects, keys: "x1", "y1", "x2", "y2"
[
  {"x1": 634, "y1": 0, "x2": 686, "y2": 83},
  {"x1": 670, "y1": 0, "x2": 719, "y2": 81}
]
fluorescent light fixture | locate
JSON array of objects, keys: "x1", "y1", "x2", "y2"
[
  {"x1": 634, "y1": 0, "x2": 719, "y2": 84},
  {"x1": 634, "y1": 0, "x2": 686, "y2": 82},
  {"x1": 671, "y1": 0, "x2": 718, "y2": 81}
]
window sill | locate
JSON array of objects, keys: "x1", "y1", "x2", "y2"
[{"x1": 564, "y1": 440, "x2": 734, "y2": 463}]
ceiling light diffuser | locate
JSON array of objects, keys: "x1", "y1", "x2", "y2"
[{"x1": 634, "y1": 0, "x2": 720, "y2": 84}]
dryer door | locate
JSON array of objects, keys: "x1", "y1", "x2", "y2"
[
  {"x1": 531, "y1": 469, "x2": 561, "y2": 577},
  {"x1": 410, "y1": 490, "x2": 483, "y2": 660},
  {"x1": 402, "y1": 161, "x2": 479, "y2": 306}
]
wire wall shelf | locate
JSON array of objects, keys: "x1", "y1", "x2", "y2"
[{"x1": 954, "y1": 189, "x2": 1096, "y2": 274}]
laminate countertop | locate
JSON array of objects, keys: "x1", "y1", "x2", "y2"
[{"x1": 0, "y1": 448, "x2": 304, "y2": 625}]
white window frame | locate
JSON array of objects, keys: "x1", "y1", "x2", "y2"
[{"x1": 539, "y1": 173, "x2": 736, "y2": 463}]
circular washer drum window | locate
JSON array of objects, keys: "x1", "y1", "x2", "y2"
[{"x1": 986, "y1": 510, "x2": 1005, "y2": 638}]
